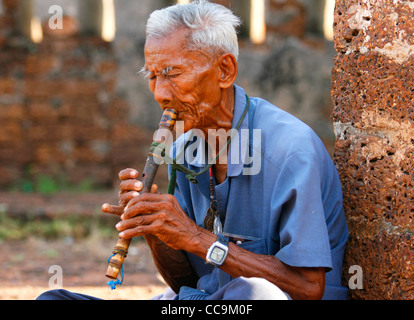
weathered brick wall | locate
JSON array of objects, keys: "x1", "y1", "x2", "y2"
[
  {"x1": 0, "y1": 0, "x2": 337, "y2": 191},
  {"x1": 266, "y1": 0, "x2": 307, "y2": 39},
  {"x1": 332, "y1": 0, "x2": 414, "y2": 299},
  {"x1": 0, "y1": 16, "x2": 153, "y2": 190}
]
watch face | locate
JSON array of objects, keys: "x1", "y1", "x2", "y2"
[{"x1": 211, "y1": 246, "x2": 226, "y2": 263}]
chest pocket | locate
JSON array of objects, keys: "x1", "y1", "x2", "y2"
[{"x1": 236, "y1": 238, "x2": 268, "y2": 255}]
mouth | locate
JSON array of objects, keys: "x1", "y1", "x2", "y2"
[{"x1": 160, "y1": 102, "x2": 201, "y2": 129}]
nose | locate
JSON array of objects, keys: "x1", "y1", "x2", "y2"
[{"x1": 151, "y1": 77, "x2": 174, "y2": 106}]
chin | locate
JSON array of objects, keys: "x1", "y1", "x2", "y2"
[{"x1": 176, "y1": 115, "x2": 196, "y2": 132}]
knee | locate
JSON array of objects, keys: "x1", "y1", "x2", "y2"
[
  {"x1": 36, "y1": 289, "x2": 66, "y2": 300},
  {"x1": 231, "y1": 277, "x2": 291, "y2": 300}
]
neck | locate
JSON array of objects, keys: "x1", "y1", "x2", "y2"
[
  {"x1": 207, "y1": 87, "x2": 235, "y2": 185},
  {"x1": 203, "y1": 87, "x2": 234, "y2": 154}
]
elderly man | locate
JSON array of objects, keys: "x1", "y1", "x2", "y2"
[{"x1": 38, "y1": 0, "x2": 348, "y2": 300}]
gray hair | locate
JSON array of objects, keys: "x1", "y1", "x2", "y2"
[{"x1": 145, "y1": 0, "x2": 242, "y2": 60}]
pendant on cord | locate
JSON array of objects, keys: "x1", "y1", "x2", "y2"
[
  {"x1": 204, "y1": 200, "x2": 218, "y2": 233},
  {"x1": 203, "y1": 201, "x2": 223, "y2": 235},
  {"x1": 204, "y1": 166, "x2": 223, "y2": 235}
]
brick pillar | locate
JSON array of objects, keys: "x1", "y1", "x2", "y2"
[
  {"x1": 1, "y1": 0, "x2": 21, "y2": 37},
  {"x1": 332, "y1": 0, "x2": 414, "y2": 299}
]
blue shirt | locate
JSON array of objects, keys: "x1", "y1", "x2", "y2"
[{"x1": 169, "y1": 84, "x2": 348, "y2": 300}]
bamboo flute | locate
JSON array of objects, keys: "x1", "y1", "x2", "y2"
[{"x1": 105, "y1": 108, "x2": 178, "y2": 281}]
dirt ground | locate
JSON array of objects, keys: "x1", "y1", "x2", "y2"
[
  {"x1": 0, "y1": 237, "x2": 167, "y2": 300},
  {"x1": 0, "y1": 192, "x2": 168, "y2": 300}
]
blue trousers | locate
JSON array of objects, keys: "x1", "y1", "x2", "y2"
[
  {"x1": 36, "y1": 289, "x2": 102, "y2": 300},
  {"x1": 36, "y1": 277, "x2": 291, "y2": 300}
]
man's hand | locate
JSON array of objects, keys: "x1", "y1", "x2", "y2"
[
  {"x1": 115, "y1": 192, "x2": 201, "y2": 252},
  {"x1": 101, "y1": 168, "x2": 200, "y2": 292},
  {"x1": 101, "y1": 167, "x2": 200, "y2": 250},
  {"x1": 101, "y1": 168, "x2": 158, "y2": 217}
]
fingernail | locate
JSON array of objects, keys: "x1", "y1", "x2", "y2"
[
  {"x1": 135, "y1": 181, "x2": 142, "y2": 188},
  {"x1": 119, "y1": 232, "x2": 124, "y2": 238},
  {"x1": 116, "y1": 222, "x2": 121, "y2": 230}
]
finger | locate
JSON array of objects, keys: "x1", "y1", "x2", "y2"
[
  {"x1": 120, "y1": 179, "x2": 143, "y2": 193},
  {"x1": 150, "y1": 184, "x2": 159, "y2": 194},
  {"x1": 117, "y1": 215, "x2": 158, "y2": 239},
  {"x1": 101, "y1": 203, "x2": 124, "y2": 216},
  {"x1": 118, "y1": 183, "x2": 158, "y2": 207},
  {"x1": 122, "y1": 197, "x2": 169, "y2": 219},
  {"x1": 122, "y1": 193, "x2": 174, "y2": 214},
  {"x1": 116, "y1": 213, "x2": 152, "y2": 231},
  {"x1": 119, "y1": 168, "x2": 139, "y2": 181},
  {"x1": 119, "y1": 226, "x2": 146, "y2": 239},
  {"x1": 127, "y1": 192, "x2": 170, "y2": 205},
  {"x1": 118, "y1": 191, "x2": 140, "y2": 207},
  {"x1": 118, "y1": 217, "x2": 166, "y2": 240}
]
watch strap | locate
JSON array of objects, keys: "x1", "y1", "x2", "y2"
[{"x1": 216, "y1": 234, "x2": 229, "y2": 247}]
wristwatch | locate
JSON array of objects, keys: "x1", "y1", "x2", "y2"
[{"x1": 206, "y1": 234, "x2": 229, "y2": 267}]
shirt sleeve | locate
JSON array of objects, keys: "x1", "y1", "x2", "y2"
[{"x1": 273, "y1": 151, "x2": 333, "y2": 270}]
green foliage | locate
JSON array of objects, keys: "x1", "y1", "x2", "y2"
[
  {"x1": 11, "y1": 173, "x2": 95, "y2": 195},
  {"x1": 2, "y1": 167, "x2": 111, "y2": 241},
  {"x1": 34, "y1": 174, "x2": 60, "y2": 194},
  {"x1": 0, "y1": 212, "x2": 116, "y2": 241}
]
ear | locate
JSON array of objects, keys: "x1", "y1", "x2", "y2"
[{"x1": 217, "y1": 53, "x2": 238, "y2": 89}]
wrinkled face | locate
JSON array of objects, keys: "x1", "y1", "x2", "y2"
[{"x1": 143, "y1": 28, "x2": 223, "y2": 133}]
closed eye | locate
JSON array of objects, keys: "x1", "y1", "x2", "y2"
[
  {"x1": 138, "y1": 67, "x2": 153, "y2": 79},
  {"x1": 138, "y1": 66, "x2": 181, "y2": 80}
]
